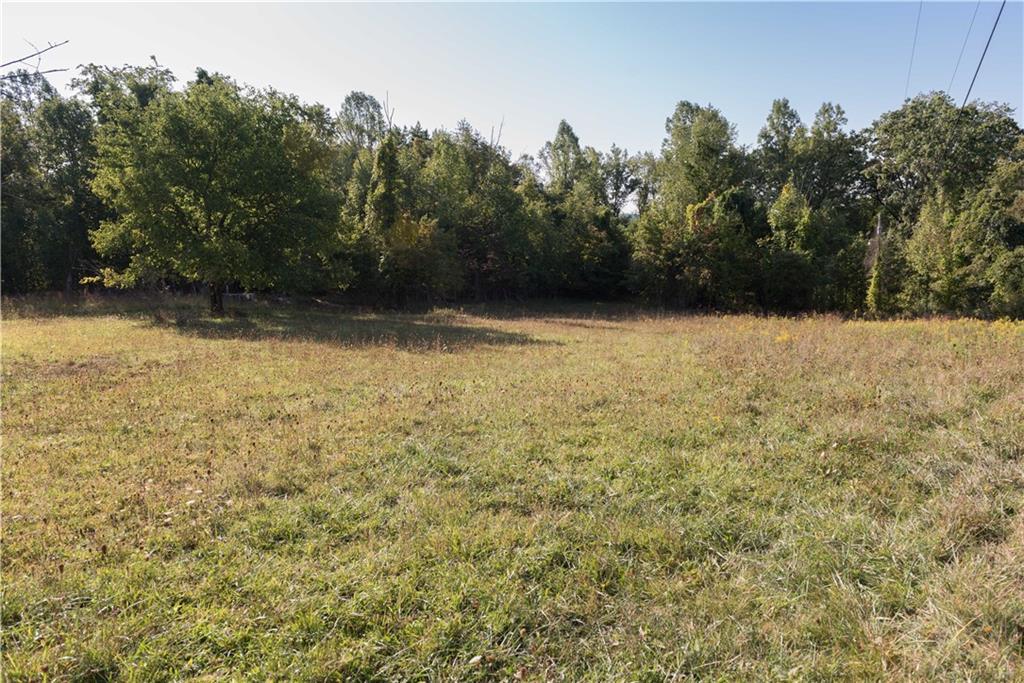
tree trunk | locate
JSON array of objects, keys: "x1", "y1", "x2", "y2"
[{"x1": 209, "y1": 284, "x2": 225, "y2": 315}]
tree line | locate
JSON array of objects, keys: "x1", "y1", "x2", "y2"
[{"x1": 3, "y1": 65, "x2": 1022, "y2": 316}]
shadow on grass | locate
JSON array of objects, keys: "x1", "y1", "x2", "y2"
[
  {"x1": 2, "y1": 292, "x2": 552, "y2": 351},
  {"x1": 8, "y1": 292, "x2": 712, "y2": 348},
  {"x1": 152, "y1": 308, "x2": 552, "y2": 351},
  {"x1": 456, "y1": 299, "x2": 646, "y2": 323}
]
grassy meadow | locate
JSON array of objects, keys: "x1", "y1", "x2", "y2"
[{"x1": 2, "y1": 296, "x2": 1023, "y2": 680}]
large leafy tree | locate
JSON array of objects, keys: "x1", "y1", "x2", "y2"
[
  {"x1": 900, "y1": 138, "x2": 1024, "y2": 316},
  {"x1": 3, "y1": 58, "x2": 1020, "y2": 318},
  {"x1": 89, "y1": 73, "x2": 340, "y2": 312},
  {"x1": 418, "y1": 123, "x2": 533, "y2": 299},
  {"x1": 865, "y1": 93, "x2": 1021, "y2": 223},
  {"x1": 797, "y1": 103, "x2": 866, "y2": 210},
  {"x1": 660, "y1": 101, "x2": 746, "y2": 211}
]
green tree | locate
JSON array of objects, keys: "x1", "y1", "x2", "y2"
[
  {"x1": 1, "y1": 95, "x2": 50, "y2": 292},
  {"x1": 761, "y1": 183, "x2": 814, "y2": 309},
  {"x1": 90, "y1": 73, "x2": 341, "y2": 313},
  {"x1": 364, "y1": 131, "x2": 404, "y2": 240},
  {"x1": 796, "y1": 103, "x2": 866, "y2": 209},
  {"x1": 1, "y1": 70, "x2": 103, "y2": 294},
  {"x1": 988, "y1": 248, "x2": 1024, "y2": 317},
  {"x1": 755, "y1": 98, "x2": 805, "y2": 202},
  {"x1": 540, "y1": 120, "x2": 584, "y2": 196},
  {"x1": 660, "y1": 101, "x2": 745, "y2": 211},
  {"x1": 35, "y1": 94, "x2": 102, "y2": 294},
  {"x1": 865, "y1": 93, "x2": 1021, "y2": 222},
  {"x1": 338, "y1": 91, "x2": 385, "y2": 151},
  {"x1": 602, "y1": 144, "x2": 638, "y2": 215}
]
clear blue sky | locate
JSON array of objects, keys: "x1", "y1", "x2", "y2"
[{"x1": 4, "y1": 2, "x2": 1022, "y2": 158}]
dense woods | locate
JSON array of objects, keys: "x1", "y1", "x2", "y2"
[{"x1": 3, "y1": 65, "x2": 1022, "y2": 316}]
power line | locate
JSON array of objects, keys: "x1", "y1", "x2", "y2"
[
  {"x1": 936, "y1": 0, "x2": 1008, "y2": 180},
  {"x1": 959, "y1": 0, "x2": 1007, "y2": 109},
  {"x1": 904, "y1": 0, "x2": 924, "y2": 100},
  {"x1": 947, "y1": 0, "x2": 982, "y2": 94}
]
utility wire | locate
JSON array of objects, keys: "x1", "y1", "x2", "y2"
[
  {"x1": 934, "y1": 0, "x2": 1008, "y2": 185},
  {"x1": 904, "y1": 0, "x2": 924, "y2": 100},
  {"x1": 959, "y1": 0, "x2": 1007, "y2": 108},
  {"x1": 875, "y1": 0, "x2": 1006, "y2": 232},
  {"x1": 947, "y1": 0, "x2": 982, "y2": 94}
]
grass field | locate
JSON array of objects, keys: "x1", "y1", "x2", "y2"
[{"x1": 3, "y1": 296, "x2": 1023, "y2": 680}]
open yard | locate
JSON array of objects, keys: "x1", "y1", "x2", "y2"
[{"x1": 2, "y1": 297, "x2": 1023, "y2": 680}]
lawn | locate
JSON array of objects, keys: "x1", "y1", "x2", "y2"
[{"x1": 2, "y1": 296, "x2": 1023, "y2": 680}]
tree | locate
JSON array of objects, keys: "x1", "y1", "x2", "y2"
[
  {"x1": 631, "y1": 152, "x2": 659, "y2": 217},
  {"x1": 35, "y1": 94, "x2": 102, "y2": 294},
  {"x1": 866, "y1": 226, "x2": 908, "y2": 317},
  {"x1": 89, "y1": 73, "x2": 340, "y2": 313},
  {"x1": 337, "y1": 91, "x2": 386, "y2": 151},
  {"x1": 865, "y1": 93, "x2": 1021, "y2": 223},
  {"x1": 988, "y1": 248, "x2": 1024, "y2": 317},
  {"x1": 602, "y1": 144, "x2": 638, "y2": 215},
  {"x1": 540, "y1": 120, "x2": 584, "y2": 195},
  {"x1": 364, "y1": 131, "x2": 404, "y2": 240},
  {"x1": 797, "y1": 103, "x2": 866, "y2": 209},
  {"x1": 1, "y1": 95, "x2": 50, "y2": 293},
  {"x1": 660, "y1": 101, "x2": 745, "y2": 211},
  {"x1": 755, "y1": 98, "x2": 805, "y2": 202},
  {"x1": 1, "y1": 70, "x2": 102, "y2": 294},
  {"x1": 761, "y1": 183, "x2": 814, "y2": 310},
  {"x1": 903, "y1": 196, "x2": 963, "y2": 313}
]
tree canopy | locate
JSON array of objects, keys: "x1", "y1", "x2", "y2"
[{"x1": 3, "y1": 65, "x2": 1022, "y2": 317}]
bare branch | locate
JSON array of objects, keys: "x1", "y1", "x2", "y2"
[
  {"x1": 0, "y1": 67, "x2": 68, "y2": 81},
  {"x1": 0, "y1": 40, "x2": 69, "y2": 70},
  {"x1": 383, "y1": 90, "x2": 396, "y2": 130}
]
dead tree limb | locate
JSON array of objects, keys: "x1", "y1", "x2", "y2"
[{"x1": 0, "y1": 40, "x2": 69, "y2": 70}]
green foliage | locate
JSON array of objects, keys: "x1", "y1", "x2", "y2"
[
  {"x1": 1, "y1": 97, "x2": 50, "y2": 293},
  {"x1": 540, "y1": 120, "x2": 584, "y2": 196},
  {"x1": 762, "y1": 183, "x2": 815, "y2": 310},
  {"x1": 755, "y1": 98, "x2": 805, "y2": 202},
  {"x1": 866, "y1": 93, "x2": 1020, "y2": 221},
  {"x1": 987, "y1": 247, "x2": 1024, "y2": 317},
  {"x1": 377, "y1": 214, "x2": 461, "y2": 304},
  {"x1": 866, "y1": 230, "x2": 908, "y2": 317},
  {"x1": 903, "y1": 197, "x2": 966, "y2": 313},
  {"x1": 602, "y1": 144, "x2": 638, "y2": 215},
  {"x1": 89, "y1": 73, "x2": 342, "y2": 309},
  {"x1": 3, "y1": 63, "x2": 1022, "y2": 318},
  {"x1": 683, "y1": 188, "x2": 759, "y2": 308},
  {"x1": 897, "y1": 138, "x2": 1024, "y2": 316},
  {"x1": 364, "y1": 131, "x2": 403, "y2": 239},
  {"x1": 1, "y1": 71, "x2": 101, "y2": 294},
  {"x1": 660, "y1": 101, "x2": 746, "y2": 211},
  {"x1": 337, "y1": 90, "x2": 385, "y2": 151}
]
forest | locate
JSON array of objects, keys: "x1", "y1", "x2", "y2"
[{"x1": 2, "y1": 64, "x2": 1022, "y2": 316}]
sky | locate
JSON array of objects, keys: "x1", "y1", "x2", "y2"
[{"x1": 3, "y1": 2, "x2": 1022, "y2": 158}]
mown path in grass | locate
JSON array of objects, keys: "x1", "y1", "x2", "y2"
[{"x1": 3, "y1": 299, "x2": 1023, "y2": 680}]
